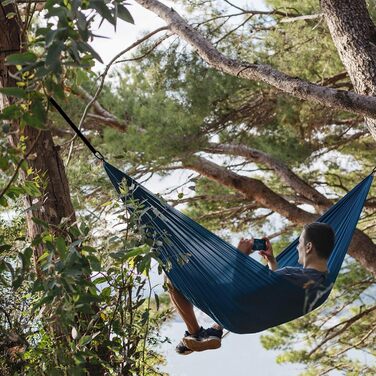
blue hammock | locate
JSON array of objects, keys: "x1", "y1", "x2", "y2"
[
  {"x1": 47, "y1": 98, "x2": 374, "y2": 334},
  {"x1": 104, "y1": 162, "x2": 373, "y2": 334}
]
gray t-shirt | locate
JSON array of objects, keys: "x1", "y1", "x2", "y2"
[{"x1": 275, "y1": 266, "x2": 329, "y2": 312}]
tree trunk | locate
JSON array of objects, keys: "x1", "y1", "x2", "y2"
[
  {"x1": 0, "y1": 4, "x2": 76, "y2": 258},
  {"x1": 321, "y1": 0, "x2": 376, "y2": 140},
  {"x1": 22, "y1": 127, "x2": 76, "y2": 255}
]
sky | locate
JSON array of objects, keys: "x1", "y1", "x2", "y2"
[
  {"x1": 91, "y1": 0, "x2": 268, "y2": 69},
  {"x1": 88, "y1": 1, "x2": 330, "y2": 375}
]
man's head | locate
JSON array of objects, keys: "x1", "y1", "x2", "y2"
[{"x1": 297, "y1": 223, "x2": 335, "y2": 265}]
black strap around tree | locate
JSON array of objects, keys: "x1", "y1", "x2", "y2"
[{"x1": 48, "y1": 97, "x2": 105, "y2": 161}]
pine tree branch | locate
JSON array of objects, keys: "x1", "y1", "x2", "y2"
[
  {"x1": 134, "y1": 0, "x2": 376, "y2": 122},
  {"x1": 184, "y1": 155, "x2": 317, "y2": 224},
  {"x1": 204, "y1": 142, "x2": 330, "y2": 209},
  {"x1": 308, "y1": 305, "x2": 376, "y2": 356},
  {"x1": 333, "y1": 325, "x2": 376, "y2": 357}
]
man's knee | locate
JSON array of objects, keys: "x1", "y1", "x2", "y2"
[{"x1": 165, "y1": 276, "x2": 177, "y2": 293}]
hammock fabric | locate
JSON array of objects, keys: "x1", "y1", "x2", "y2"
[{"x1": 104, "y1": 162, "x2": 373, "y2": 334}]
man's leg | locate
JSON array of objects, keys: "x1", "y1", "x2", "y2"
[
  {"x1": 166, "y1": 278, "x2": 223, "y2": 353},
  {"x1": 166, "y1": 278, "x2": 201, "y2": 335}
]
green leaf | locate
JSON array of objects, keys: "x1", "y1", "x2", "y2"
[
  {"x1": 93, "y1": 276, "x2": 107, "y2": 285},
  {"x1": 12, "y1": 276, "x2": 23, "y2": 289},
  {"x1": 100, "y1": 286, "x2": 111, "y2": 298},
  {"x1": 32, "y1": 295, "x2": 54, "y2": 311},
  {"x1": 134, "y1": 298, "x2": 146, "y2": 310},
  {"x1": 6, "y1": 12, "x2": 16, "y2": 19},
  {"x1": 37, "y1": 251, "x2": 49, "y2": 263},
  {"x1": 23, "y1": 99, "x2": 47, "y2": 129},
  {"x1": 78, "y1": 331, "x2": 100, "y2": 346},
  {"x1": 76, "y1": 11, "x2": 88, "y2": 31},
  {"x1": 45, "y1": 28, "x2": 67, "y2": 47},
  {"x1": 22, "y1": 112, "x2": 42, "y2": 128},
  {"x1": 36, "y1": 27, "x2": 49, "y2": 37},
  {"x1": 21, "y1": 247, "x2": 33, "y2": 271},
  {"x1": 32, "y1": 216, "x2": 49, "y2": 228},
  {"x1": 138, "y1": 254, "x2": 151, "y2": 275},
  {"x1": 6, "y1": 52, "x2": 37, "y2": 65},
  {"x1": 124, "y1": 246, "x2": 148, "y2": 260},
  {"x1": 47, "y1": 6, "x2": 68, "y2": 19},
  {"x1": 77, "y1": 41, "x2": 103, "y2": 63},
  {"x1": 89, "y1": 0, "x2": 115, "y2": 26},
  {"x1": 23, "y1": 181, "x2": 42, "y2": 197},
  {"x1": 87, "y1": 255, "x2": 101, "y2": 271},
  {"x1": 117, "y1": 4, "x2": 134, "y2": 24},
  {"x1": 56, "y1": 237, "x2": 67, "y2": 257},
  {"x1": 0, "y1": 196, "x2": 8, "y2": 207},
  {"x1": 0, "y1": 104, "x2": 23, "y2": 120},
  {"x1": 31, "y1": 98, "x2": 46, "y2": 124},
  {"x1": 0, "y1": 87, "x2": 26, "y2": 99},
  {"x1": 45, "y1": 41, "x2": 65, "y2": 71},
  {"x1": 82, "y1": 246, "x2": 96, "y2": 253},
  {"x1": 154, "y1": 292, "x2": 160, "y2": 311},
  {"x1": 0, "y1": 157, "x2": 9, "y2": 171},
  {"x1": 0, "y1": 244, "x2": 12, "y2": 253}
]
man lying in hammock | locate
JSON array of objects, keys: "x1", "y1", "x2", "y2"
[{"x1": 167, "y1": 222, "x2": 335, "y2": 355}]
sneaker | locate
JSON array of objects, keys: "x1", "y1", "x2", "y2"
[
  {"x1": 175, "y1": 331, "x2": 193, "y2": 355},
  {"x1": 183, "y1": 326, "x2": 223, "y2": 352},
  {"x1": 175, "y1": 341, "x2": 193, "y2": 355}
]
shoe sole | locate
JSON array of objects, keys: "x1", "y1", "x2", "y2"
[
  {"x1": 176, "y1": 350, "x2": 193, "y2": 355},
  {"x1": 182, "y1": 337, "x2": 221, "y2": 352}
]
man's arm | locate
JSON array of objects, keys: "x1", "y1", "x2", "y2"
[
  {"x1": 259, "y1": 238, "x2": 278, "y2": 271},
  {"x1": 237, "y1": 238, "x2": 254, "y2": 256},
  {"x1": 237, "y1": 237, "x2": 278, "y2": 271}
]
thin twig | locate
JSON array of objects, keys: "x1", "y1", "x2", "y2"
[
  {"x1": 115, "y1": 33, "x2": 171, "y2": 64},
  {"x1": 215, "y1": 14, "x2": 253, "y2": 45},
  {"x1": 65, "y1": 26, "x2": 169, "y2": 166},
  {"x1": 308, "y1": 305, "x2": 376, "y2": 356},
  {"x1": 333, "y1": 325, "x2": 376, "y2": 357}
]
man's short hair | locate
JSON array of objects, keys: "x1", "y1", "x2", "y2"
[{"x1": 303, "y1": 222, "x2": 335, "y2": 259}]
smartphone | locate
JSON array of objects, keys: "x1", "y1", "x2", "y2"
[{"x1": 252, "y1": 238, "x2": 267, "y2": 251}]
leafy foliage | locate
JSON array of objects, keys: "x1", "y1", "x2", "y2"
[
  {"x1": 0, "y1": 1, "x2": 171, "y2": 375},
  {"x1": 0, "y1": 197, "x2": 171, "y2": 375}
]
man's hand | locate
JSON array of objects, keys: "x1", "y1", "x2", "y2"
[
  {"x1": 259, "y1": 238, "x2": 278, "y2": 271},
  {"x1": 237, "y1": 238, "x2": 254, "y2": 256}
]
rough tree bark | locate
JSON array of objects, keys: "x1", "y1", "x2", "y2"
[
  {"x1": 134, "y1": 0, "x2": 376, "y2": 133},
  {"x1": 0, "y1": 4, "x2": 76, "y2": 258},
  {"x1": 321, "y1": 0, "x2": 376, "y2": 140}
]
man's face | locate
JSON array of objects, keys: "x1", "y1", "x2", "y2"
[{"x1": 297, "y1": 230, "x2": 306, "y2": 265}]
